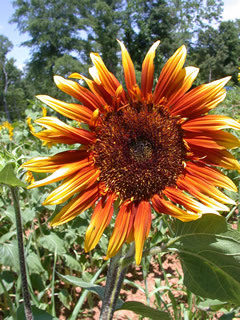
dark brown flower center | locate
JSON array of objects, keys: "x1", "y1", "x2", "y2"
[{"x1": 93, "y1": 103, "x2": 186, "y2": 201}]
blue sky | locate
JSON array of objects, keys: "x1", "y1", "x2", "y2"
[{"x1": 0, "y1": 0, "x2": 239, "y2": 70}]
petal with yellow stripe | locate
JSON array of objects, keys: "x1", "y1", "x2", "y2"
[
  {"x1": 51, "y1": 184, "x2": 100, "y2": 226},
  {"x1": 85, "y1": 193, "x2": 115, "y2": 252},
  {"x1": 153, "y1": 45, "x2": 187, "y2": 104}
]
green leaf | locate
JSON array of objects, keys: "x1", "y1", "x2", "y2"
[
  {"x1": 0, "y1": 240, "x2": 19, "y2": 272},
  {"x1": 0, "y1": 230, "x2": 16, "y2": 244},
  {"x1": 56, "y1": 273, "x2": 105, "y2": 300},
  {"x1": 0, "y1": 271, "x2": 15, "y2": 294},
  {"x1": 0, "y1": 163, "x2": 26, "y2": 187},
  {"x1": 38, "y1": 233, "x2": 66, "y2": 255},
  {"x1": 27, "y1": 251, "x2": 46, "y2": 275},
  {"x1": 116, "y1": 301, "x2": 171, "y2": 320},
  {"x1": 171, "y1": 214, "x2": 240, "y2": 304},
  {"x1": 63, "y1": 254, "x2": 82, "y2": 272},
  {"x1": 58, "y1": 289, "x2": 72, "y2": 310},
  {"x1": 16, "y1": 303, "x2": 59, "y2": 319}
]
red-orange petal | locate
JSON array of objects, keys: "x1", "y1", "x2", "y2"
[
  {"x1": 90, "y1": 53, "x2": 121, "y2": 97},
  {"x1": 118, "y1": 40, "x2": 137, "y2": 99},
  {"x1": 134, "y1": 201, "x2": 152, "y2": 265},
  {"x1": 163, "y1": 186, "x2": 219, "y2": 213},
  {"x1": 22, "y1": 150, "x2": 92, "y2": 173},
  {"x1": 184, "y1": 131, "x2": 240, "y2": 150},
  {"x1": 37, "y1": 95, "x2": 93, "y2": 123},
  {"x1": 167, "y1": 67, "x2": 199, "y2": 107},
  {"x1": 171, "y1": 77, "x2": 230, "y2": 117},
  {"x1": 153, "y1": 45, "x2": 187, "y2": 104},
  {"x1": 26, "y1": 158, "x2": 94, "y2": 189},
  {"x1": 106, "y1": 202, "x2": 133, "y2": 259},
  {"x1": 182, "y1": 115, "x2": 240, "y2": 132},
  {"x1": 152, "y1": 194, "x2": 201, "y2": 222},
  {"x1": 34, "y1": 117, "x2": 95, "y2": 145},
  {"x1": 189, "y1": 145, "x2": 240, "y2": 171},
  {"x1": 43, "y1": 167, "x2": 99, "y2": 205},
  {"x1": 141, "y1": 41, "x2": 160, "y2": 99},
  {"x1": 54, "y1": 76, "x2": 102, "y2": 111},
  {"x1": 177, "y1": 176, "x2": 230, "y2": 211},
  {"x1": 84, "y1": 193, "x2": 115, "y2": 252},
  {"x1": 185, "y1": 162, "x2": 237, "y2": 192},
  {"x1": 51, "y1": 184, "x2": 100, "y2": 226}
]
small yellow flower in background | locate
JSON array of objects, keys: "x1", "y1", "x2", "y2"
[
  {"x1": 25, "y1": 171, "x2": 35, "y2": 184},
  {"x1": 1, "y1": 121, "x2": 14, "y2": 140},
  {"x1": 22, "y1": 41, "x2": 240, "y2": 265},
  {"x1": 238, "y1": 67, "x2": 240, "y2": 82},
  {"x1": 42, "y1": 107, "x2": 47, "y2": 117},
  {"x1": 26, "y1": 117, "x2": 35, "y2": 133}
]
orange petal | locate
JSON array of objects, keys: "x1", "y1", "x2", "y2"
[
  {"x1": 117, "y1": 40, "x2": 138, "y2": 99},
  {"x1": 54, "y1": 76, "x2": 102, "y2": 111},
  {"x1": 134, "y1": 201, "x2": 152, "y2": 265},
  {"x1": 69, "y1": 73, "x2": 109, "y2": 109},
  {"x1": 34, "y1": 117, "x2": 95, "y2": 145},
  {"x1": 26, "y1": 158, "x2": 94, "y2": 189},
  {"x1": 167, "y1": 67, "x2": 199, "y2": 107},
  {"x1": 177, "y1": 176, "x2": 230, "y2": 211},
  {"x1": 153, "y1": 45, "x2": 187, "y2": 104},
  {"x1": 185, "y1": 162, "x2": 237, "y2": 192},
  {"x1": 182, "y1": 115, "x2": 240, "y2": 132},
  {"x1": 37, "y1": 95, "x2": 93, "y2": 123},
  {"x1": 90, "y1": 53, "x2": 121, "y2": 97},
  {"x1": 171, "y1": 77, "x2": 231, "y2": 117},
  {"x1": 43, "y1": 167, "x2": 99, "y2": 205},
  {"x1": 179, "y1": 173, "x2": 235, "y2": 205},
  {"x1": 189, "y1": 145, "x2": 240, "y2": 171},
  {"x1": 163, "y1": 186, "x2": 219, "y2": 213},
  {"x1": 84, "y1": 193, "x2": 115, "y2": 252},
  {"x1": 141, "y1": 41, "x2": 160, "y2": 99},
  {"x1": 22, "y1": 150, "x2": 92, "y2": 173},
  {"x1": 152, "y1": 194, "x2": 201, "y2": 222},
  {"x1": 51, "y1": 184, "x2": 100, "y2": 226},
  {"x1": 185, "y1": 131, "x2": 240, "y2": 150},
  {"x1": 106, "y1": 202, "x2": 134, "y2": 259}
]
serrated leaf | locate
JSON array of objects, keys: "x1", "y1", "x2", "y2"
[
  {"x1": 171, "y1": 214, "x2": 240, "y2": 304},
  {"x1": 38, "y1": 233, "x2": 66, "y2": 255},
  {"x1": 58, "y1": 289, "x2": 72, "y2": 310},
  {"x1": 116, "y1": 301, "x2": 171, "y2": 320},
  {"x1": 0, "y1": 240, "x2": 19, "y2": 272},
  {"x1": 16, "y1": 304, "x2": 58, "y2": 320},
  {"x1": 0, "y1": 163, "x2": 26, "y2": 187},
  {"x1": 63, "y1": 254, "x2": 81, "y2": 271}
]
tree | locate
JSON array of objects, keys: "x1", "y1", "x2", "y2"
[
  {"x1": 0, "y1": 35, "x2": 14, "y2": 121},
  {"x1": 190, "y1": 20, "x2": 240, "y2": 84}
]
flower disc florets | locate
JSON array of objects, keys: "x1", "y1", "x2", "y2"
[{"x1": 93, "y1": 102, "x2": 186, "y2": 201}]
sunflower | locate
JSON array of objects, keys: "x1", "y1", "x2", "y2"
[{"x1": 22, "y1": 41, "x2": 240, "y2": 264}]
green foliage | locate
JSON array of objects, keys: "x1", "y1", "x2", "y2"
[
  {"x1": 117, "y1": 301, "x2": 171, "y2": 319},
  {"x1": 172, "y1": 214, "x2": 240, "y2": 304},
  {"x1": 190, "y1": 20, "x2": 240, "y2": 84}
]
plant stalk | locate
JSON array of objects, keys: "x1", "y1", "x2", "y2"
[
  {"x1": 10, "y1": 186, "x2": 33, "y2": 320},
  {"x1": 100, "y1": 250, "x2": 127, "y2": 320}
]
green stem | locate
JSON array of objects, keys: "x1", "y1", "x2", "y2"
[
  {"x1": 10, "y1": 186, "x2": 33, "y2": 320},
  {"x1": 100, "y1": 250, "x2": 126, "y2": 320},
  {"x1": 100, "y1": 244, "x2": 135, "y2": 320}
]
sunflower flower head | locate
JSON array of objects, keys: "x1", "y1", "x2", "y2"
[{"x1": 22, "y1": 41, "x2": 240, "y2": 264}]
